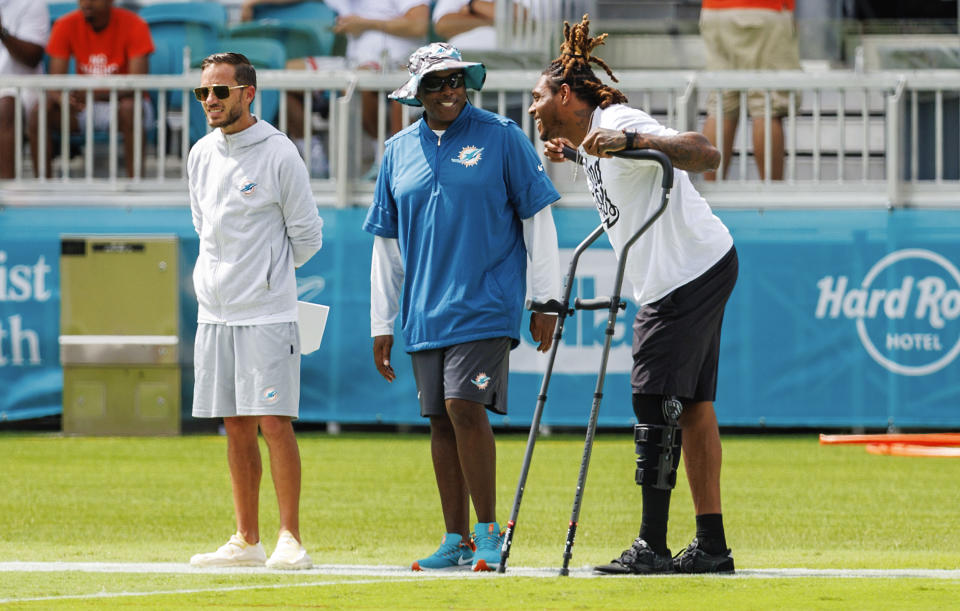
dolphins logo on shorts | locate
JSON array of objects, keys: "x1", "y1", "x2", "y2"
[
  {"x1": 263, "y1": 387, "x2": 279, "y2": 402},
  {"x1": 470, "y1": 372, "x2": 491, "y2": 390}
]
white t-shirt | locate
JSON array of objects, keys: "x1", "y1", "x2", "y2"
[
  {"x1": 0, "y1": 0, "x2": 49, "y2": 92},
  {"x1": 324, "y1": 0, "x2": 428, "y2": 69},
  {"x1": 432, "y1": 0, "x2": 494, "y2": 49},
  {"x1": 431, "y1": 0, "x2": 535, "y2": 50},
  {"x1": 579, "y1": 104, "x2": 733, "y2": 305}
]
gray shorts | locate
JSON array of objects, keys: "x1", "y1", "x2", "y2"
[
  {"x1": 192, "y1": 322, "x2": 301, "y2": 419},
  {"x1": 631, "y1": 247, "x2": 738, "y2": 402},
  {"x1": 410, "y1": 337, "x2": 512, "y2": 417}
]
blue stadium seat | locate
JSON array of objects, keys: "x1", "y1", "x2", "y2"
[
  {"x1": 140, "y1": 2, "x2": 228, "y2": 68},
  {"x1": 227, "y1": 21, "x2": 335, "y2": 61},
  {"x1": 247, "y1": 1, "x2": 340, "y2": 58},
  {"x1": 47, "y1": 2, "x2": 77, "y2": 26},
  {"x1": 251, "y1": 1, "x2": 336, "y2": 22}
]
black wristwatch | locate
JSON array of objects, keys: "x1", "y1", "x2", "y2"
[
  {"x1": 467, "y1": 0, "x2": 476, "y2": 14},
  {"x1": 0, "y1": 27, "x2": 10, "y2": 42},
  {"x1": 622, "y1": 129, "x2": 637, "y2": 150}
]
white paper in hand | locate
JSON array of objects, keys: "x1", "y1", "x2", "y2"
[{"x1": 297, "y1": 301, "x2": 329, "y2": 355}]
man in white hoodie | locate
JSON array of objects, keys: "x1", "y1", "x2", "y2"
[{"x1": 186, "y1": 52, "x2": 324, "y2": 570}]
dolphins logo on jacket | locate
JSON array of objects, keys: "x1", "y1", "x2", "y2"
[{"x1": 452, "y1": 146, "x2": 483, "y2": 167}]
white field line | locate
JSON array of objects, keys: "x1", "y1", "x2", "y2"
[
  {"x1": 0, "y1": 576, "x2": 448, "y2": 604},
  {"x1": 1, "y1": 564, "x2": 958, "y2": 605},
  {"x1": 1, "y1": 562, "x2": 959, "y2": 580}
]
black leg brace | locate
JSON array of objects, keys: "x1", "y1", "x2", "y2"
[{"x1": 632, "y1": 394, "x2": 683, "y2": 490}]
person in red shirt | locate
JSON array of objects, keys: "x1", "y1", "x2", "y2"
[
  {"x1": 699, "y1": 0, "x2": 801, "y2": 181},
  {"x1": 30, "y1": 0, "x2": 154, "y2": 178}
]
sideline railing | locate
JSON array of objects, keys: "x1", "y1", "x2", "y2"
[{"x1": 2, "y1": 69, "x2": 960, "y2": 209}]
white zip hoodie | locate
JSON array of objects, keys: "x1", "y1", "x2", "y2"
[{"x1": 188, "y1": 119, "x2": 324, "y2": 325}]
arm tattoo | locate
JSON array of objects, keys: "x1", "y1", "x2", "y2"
[{"x1": 636, "y1": 132, "x2": 721, "y2": 174}]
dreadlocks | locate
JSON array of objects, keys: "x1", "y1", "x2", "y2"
[{"x1": 542, "y1": 14, "x2": 627, "y2": 109}]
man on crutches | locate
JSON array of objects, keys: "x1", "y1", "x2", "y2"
[{"x1": 528, "y1": 15, "x2": 738, "y2": 575}]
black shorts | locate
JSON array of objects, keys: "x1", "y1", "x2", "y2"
[
  {"x1": 631, "y1": 246, "x2": 738, "y2": 402},
  {"x1": 410, "y1": 337, "x2": 512, "y2": 417}
]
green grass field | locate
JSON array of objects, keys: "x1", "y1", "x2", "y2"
[{"x1": 1, "y1": 431, "x2": 958, "y2": 609}]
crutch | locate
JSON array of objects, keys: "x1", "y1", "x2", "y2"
[
  {"x1": 498, "y1": 219, "x2": 607, "y2": 573},
  {"x1": 558, "y1": 145, "x2": 674, "y2": 576}
]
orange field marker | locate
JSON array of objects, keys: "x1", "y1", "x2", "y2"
[
  {"x1": 818, "y1": 433, "x2": 960, "y2": 446},
  {"x1": 865, "y1": 443, "x2": 960, "y2": 458}
]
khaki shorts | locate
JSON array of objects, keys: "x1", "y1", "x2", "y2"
[
  {"x1": 192, "y1": 322, "x2": 301, "y2": 419},
  {"x1": 700, "y1": 8, "x2": 802, "y2": 119}
]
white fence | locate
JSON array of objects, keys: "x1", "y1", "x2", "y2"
[{"x1": 3, "y1": 69, "x2": 960, "y2": 208}]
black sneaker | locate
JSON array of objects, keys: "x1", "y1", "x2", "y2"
[
  {"x1": 594, "y1": 537, "x2": 673, "y2": 575},
  {"x1": 672, "y1": 537, "x2": 735, "y2": 574}
]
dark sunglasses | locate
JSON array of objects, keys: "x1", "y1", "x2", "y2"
[
  {"x1": 420, "y1": 72, "x2": 465, "y2": 93},
  {"x1": 193, "y1": 84, "x2": 246, "y2": 102}
]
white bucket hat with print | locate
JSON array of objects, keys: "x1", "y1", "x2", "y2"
[{"x1": 389, "y1": 42, "x2": 486, "y2": 107}]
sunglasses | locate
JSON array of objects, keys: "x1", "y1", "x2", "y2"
[
  {"x1": 420, "y1": 72, "x2": 465, "y2": 93},
  {"x1": 193, "y1": 84, "x2": 246, "y2": 102}
]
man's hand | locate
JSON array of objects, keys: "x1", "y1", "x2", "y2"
[
  {"x1": 373, "y1": 334, "x2": 396, "y2": 382},
  {"x1": 543, "y1": 137, "x2": 573, "y2": 163},
  {"x1": 581, "y1": 127, "x2": 628, "y2": 158},
  {"x1": 529, "y1": 312, "x2": 556, "y2": 353},
  {"x1": 68, "y1": 90, "x2": 86, "y2": 112},
  {"x1": 334, "y1": 15, "x2": 373, "y2": 36}
]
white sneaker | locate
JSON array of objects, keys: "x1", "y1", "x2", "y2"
[
  {"x1": 266, "y1": 530, "x2": 313, "y2": 570},
  {"x1": 190, "y1": 533, "x2": 266, "y2": 567}
]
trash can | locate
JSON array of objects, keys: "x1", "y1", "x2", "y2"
[{"x1": 59, "y1": 235, "x2": 181, "y2": 435}]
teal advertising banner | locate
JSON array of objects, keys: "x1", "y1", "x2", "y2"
[{"x1": 1, "y1": 206, "x2": 959, "y2": 429}]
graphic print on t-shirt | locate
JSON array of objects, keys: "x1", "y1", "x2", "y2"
[{"x1": 585, "y1": 157, "x2": 619, "y2": 229}]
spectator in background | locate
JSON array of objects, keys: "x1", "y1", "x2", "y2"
[
  {"x1": 32, "y1": 0, "x2": 153, "y2": 179},
  {"x1": 266, "y1": 0, "x2": 429, "y2": 176},
  {"x1": 432, "y1": 1, "x2": 536, "y2": 62},
  {"x1": 0, "y1": 0, "x2": 49, "y2": 179},
  {"x1": 433, "y1": 0, "x2": 497, "y2": 49},
  {"x1": 700, "y1": 0, "x2": 801, "y2": 181}
]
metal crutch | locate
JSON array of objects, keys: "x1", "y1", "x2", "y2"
[
  {"x1": 557, "y1": 145, "x2": 675, "y2": 576},
  {"x1": 498, "y1": 220, "x2": 608, "y2": 573}
]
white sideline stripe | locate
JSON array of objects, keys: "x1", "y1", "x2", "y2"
[{"x1": 1, "y1": 562, "x2": 959, "y2": 580}]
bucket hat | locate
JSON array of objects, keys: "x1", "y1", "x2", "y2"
[{"x1": 389, "y1": 42, "x2": 486, "y2": 107}]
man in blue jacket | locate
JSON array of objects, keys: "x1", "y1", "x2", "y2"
[{"x1": 364, "y1": 42, "x2": 561, "y2": 572}]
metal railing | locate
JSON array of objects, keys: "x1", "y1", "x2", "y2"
[{"x1": 2, "y1": 69, "x2": 960, "y2": 209}]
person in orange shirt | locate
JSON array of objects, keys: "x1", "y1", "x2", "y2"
[
  {"x1": 699, "y1": 0, "x2": 801, "y2": 181},
  {"x1": 31, "y1": 0, "x2": 154, "y2": 178}
]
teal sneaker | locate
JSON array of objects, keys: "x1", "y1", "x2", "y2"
[
  {"x1": 411, "y1": 533, "x2": 475, "y2": 571},
  {"x1": 472, "y1": 522, "x2": 503, "y2": 572}
]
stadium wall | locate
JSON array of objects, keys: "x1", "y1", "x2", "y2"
[{"x1": 1, "y1": 205, "x2": 959, "y2": 429}]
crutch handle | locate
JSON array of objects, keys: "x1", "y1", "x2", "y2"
[
  {"x1": 574, "y1": 297, "x2": 626, "y2": 311},
  {"x1": 561, "y1": 145, "x2": 674, "y2": 189},
  {"x1": 526, "y1": 298, "x2": 573, "y2": 316}
]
